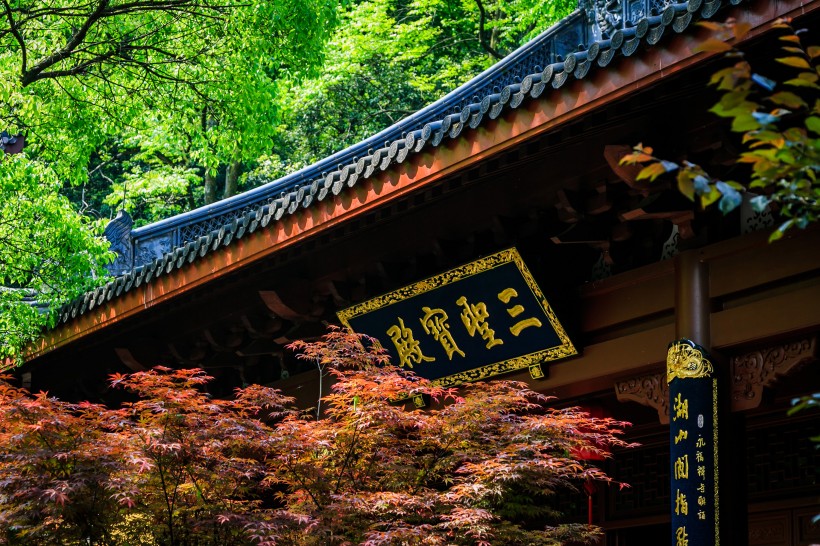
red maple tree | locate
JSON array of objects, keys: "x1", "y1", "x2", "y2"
[{"x1": 0, "y1": 330, "x2": 633, "y2": 545}]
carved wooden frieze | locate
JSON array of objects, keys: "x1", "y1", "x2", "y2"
[
  {"x1": 615, "y1": 336, "x2": 818, "y2": 422},
  {"x1": 615, "y1": 372, "x2": 670, "y2": 424},
  {"x1": 731, "y1": 337, "x2": 817, "y2": 411}
]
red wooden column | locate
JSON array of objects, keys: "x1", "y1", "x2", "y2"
[
  {"x1": 675, "y1": 250, "x2": 710, "y2": 347},
  {"x1": 672, "y1": 249, "x2": 747, "y2": 546}
]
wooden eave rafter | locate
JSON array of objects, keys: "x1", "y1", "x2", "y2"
[{"x1": 24, "y1": 0, "x2": 819, "y2": 363}]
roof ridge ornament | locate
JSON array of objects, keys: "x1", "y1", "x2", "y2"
[{"x1": 596, "y1": 0, "x2": 624, "y2": 38}]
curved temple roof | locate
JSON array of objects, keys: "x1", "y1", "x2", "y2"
[{"x1": 64, "y1": 0, "x2": 741, "y2": 327}]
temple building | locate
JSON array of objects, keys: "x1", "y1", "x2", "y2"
[{"x1": 17, "y1": 0, "x2": 820, "y2": 543}]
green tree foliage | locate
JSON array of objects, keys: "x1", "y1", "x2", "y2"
[
  {"x1": 0, "y1": 0, "x2": 337, "y2": 184},
  {"x1": 0, "y1": 0, "x2": 338, "y2": 359},
  {"x1": 5, "y1": 0, "x2": 577, "y2": 224},
  {"x1": 0, "y1": 154, "x2": 112, "y2": 362},
  {"x1": 0, "y1": 330, "x2": 633, "y2": 545},
  {"x1": 622, "y1": 19, "x2": 819, "y2": 241},
  {"x1": 236, "y1": 0, "x2": 578, "y2": 181}
]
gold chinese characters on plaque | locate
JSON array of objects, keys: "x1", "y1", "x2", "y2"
[{"x1": 337, "y1": 248, "x2": 577, "y2": 387}]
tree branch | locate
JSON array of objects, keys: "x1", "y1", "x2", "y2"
[
  {"x1": 29, "y1": 50, "x2": 116, "y2": 83},
  {"x1": 474, "y1": 0, "x2": 503, "y2": 60},
  {"x1": 21, "y1": 0, "x2": 111, "y2": 87},
  {"x1": 1, "y1": 0, "x2": 27, "y2": 75}
]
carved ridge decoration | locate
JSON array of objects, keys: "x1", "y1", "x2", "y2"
[
  {"x1": 731, "y1": 337, "x2": 817, "y2": 411},
  {"x1": 594, "y1": 0, "x2": 624, "y2": 38},
  {"x1": 616, "y1": 372, "x2": 670, "y2": 424}
]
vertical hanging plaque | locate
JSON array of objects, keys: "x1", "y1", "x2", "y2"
[{"x1": 667, "y1": 339, "x2": 719, "y2": 546}]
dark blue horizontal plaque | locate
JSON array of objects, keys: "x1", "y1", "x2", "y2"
[{"x1": 337, "y1": 248, "x2": 577, "y2": 387}]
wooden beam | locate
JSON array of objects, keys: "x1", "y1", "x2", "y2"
[{"x1": 113, "y1": 347, "x2": 147, "y2": 372}]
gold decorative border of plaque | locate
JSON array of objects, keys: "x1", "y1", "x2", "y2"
[
  {"x1": 337, "y1": 248, "x2": 577, "y2": 387},
  {"x1": 713, "y1": 377, "x2": 720, "y2": 546}
]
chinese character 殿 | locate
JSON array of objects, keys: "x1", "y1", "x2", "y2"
[{"x1": 387, "y1": 317, "x2": 435, "y2": 368}]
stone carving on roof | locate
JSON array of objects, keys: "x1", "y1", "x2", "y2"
[
  {"x1": 0, "y1": 131, "x2": 25, "y2": 155},
  {"x1": 104, "y1": 210, "x2": 134, "y2": 276},
  {"x1": 594, "y1": 0, "x2": 624, "y2": 37},
  {"x1": 135, "y1": 235, "x2": 173, "y2": 269}
]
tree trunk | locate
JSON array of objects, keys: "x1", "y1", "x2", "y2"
[
  {"x1": 224, "y1": 161, "x2": 241, "y2": 199},
  {"x1": 204, "y1": 171, "x2": 217, "y2": 205}
]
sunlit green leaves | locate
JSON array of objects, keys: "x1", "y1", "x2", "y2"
[
  {"x1": 625, "y1": 18, "x2": 819, "y2": 242},
  {"x1": 265, "y1": 0, "x2": 576, "y2": 176},
  {"x1": 104, "y1": 166, "x2": 201, "y2": 228},
  {"x1": 0, "y1": 154, "x2": 112, "y2": 363},
  {"x1": 0, "y1": 0, "x2": 340, "y2": 359},
  {"x1": 1, "y1": 0, "x2": 338, "y2": 204},
  {"x1": 777, "y1": 56, "x2": 812, "y2": 69}
]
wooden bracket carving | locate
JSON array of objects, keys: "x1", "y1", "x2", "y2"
[
  {"x1": 615, "y1": 372, "x2": 670, "y2": 424},
  {"x1": 731, "y1": 337, "x2": 817, "y2": 411},
  {"x1": 615, "y1": 337, "x2": 818, "y2": 424},
  {"x1": 259, "y1": 289, "x2": 312, "y2": 322},
  {"x1": 259, "y1": 288, "x2": 324, "y2": 322}
]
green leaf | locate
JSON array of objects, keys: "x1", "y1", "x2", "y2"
[
  {"x1": 731, "y1": 113, "x2": 761, "y2": 132},
  {"x1": 693, "y1": 174, "x2": 711, "y2": 195},
  {"x1": 677, "y1": 172, "x2": 695, "y2": 200},
  {"x1": 715, "y1": 90, "x2": 752, "y2": 111},
  {"x1": 806, "y1": 116, "x2": 820, "y2": 135},
  {"x1": 784, "y1": 73, "x2": 820, "y2": 88},
  {"x1": 777, "y1": 56, "x2": 812, "y2": 69},
  {"x1": 710, "y1": 67, "x2": 737, "y2": 88},
  {"x1": 700, "y1": 186, "x2": 722, "y2": 208},
  {"x1": 745, "y1": 130, "x2": 785, "y2": 148},
  {"x1": 781, "y1": 46, "x2": 809, "y2": 55},
  {"x1": 769, "y1": 91, "x2": 808, "y2": 109},
  {"x1": 716, "y1": 181, "x2": 743, "y2": 214},
  {"x1": 749, "y1": 195, "x2": 770, "y2": 212}
]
